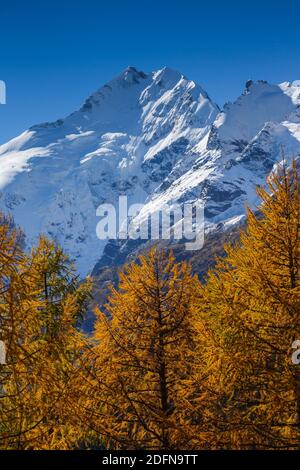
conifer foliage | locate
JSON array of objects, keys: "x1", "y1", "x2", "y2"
[
  {"x1": 80, "y1": 249, "x2": 200, "y2": 449},
  {"x1": 0, "y1": 221, "x2": 90, "y2": 449},
  {"x1": 193, "y1": 160, "x2": 300, "y2": 449},
  {"x1": 1, "y1": 159, "x2": 300, "y2": 450}
]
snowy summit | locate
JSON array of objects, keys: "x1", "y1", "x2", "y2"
[{"x1": 0, "y1": 67, "x2": 300, "y2": 275}]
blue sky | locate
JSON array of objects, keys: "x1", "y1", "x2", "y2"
[{"x1": 1, "y1": 0, "x2": 300, "y2": 144}]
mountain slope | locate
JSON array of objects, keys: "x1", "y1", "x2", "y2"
[
  {"x1": 134, "y1": 80, "x2": 300, "y2": 233},
  {"x1": 0, "y1": 66, "x2": 218, "y2": 275},
  {"x1": 0, "y1": 68, "x2": 300, "y2": 276}
]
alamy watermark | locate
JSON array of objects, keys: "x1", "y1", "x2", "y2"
[
  {"x1": 291, "y1": 340, "x2": 300, "y2": 365},
  {"x1": 96, "y1": 196, "x2": 204, "y2": 250},
  {"x1": 0, "y1": 80, "x2": 6, "y2": 104},
  {"x1": 0, "y1": 340, "x2": 6, "y2": 365}
]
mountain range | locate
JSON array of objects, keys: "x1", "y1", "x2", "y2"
[{"x1": 1, "y1": 66, "x2": 300, "y2": 276}]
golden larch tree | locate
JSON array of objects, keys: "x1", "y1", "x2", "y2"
[
  {"x1": 80, "y1": 249, "x2": 203, "y2": 450},
  {"x1": 0, "y1": 223, "x2": 90, "y2": 449},
  {"x1": 192, "y1": 160, "x2": 300, "y2": 449}
]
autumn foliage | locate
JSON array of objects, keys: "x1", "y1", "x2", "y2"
[
  {"x1": 192, "y1": 161, "x2": 300, "y2": 449},
  {"x1": 0, "y1": 160, "x2": 300, "y2": 450},
  {"x1": 77, "y1": 249, "x2": 201, "y2": 449},
  {"x1": 0, "y1": 222, "x2": 90, "y2": 449}
]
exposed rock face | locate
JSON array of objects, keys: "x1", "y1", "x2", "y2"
[{"x1": 0, "y1": 68, "x2": 300, "y2": 276}]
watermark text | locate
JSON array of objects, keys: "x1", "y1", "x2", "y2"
[
  {"x1": 96, "y1": 196, "x2": 205, "y2": 251},
  {"x1": 0, "y1": 80, "x2": 6, "y2": 104}
]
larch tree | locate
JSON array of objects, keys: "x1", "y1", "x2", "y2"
[
  {"x1": 0, "y1": 222, "x2": 90, "y2": 449},
  {"x1": 0, "y1": 214, "x2": 29, "y2": 448},
  {"x1": 192, "y1": 160, "x2": 300, "y2": 449},
  {"x1": 80, "y1": 249, "x2": 203, "y2": 450}
]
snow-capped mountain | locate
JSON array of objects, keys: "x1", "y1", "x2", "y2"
[
  {"x1": 137, "y1": 79, "x2": 300, "y2": 231},
  {"x1": 0, "y1": 67, "x2": 300, "y2": 276}
]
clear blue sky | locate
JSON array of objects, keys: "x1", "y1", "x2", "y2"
[{"x1": 1, "y1": 0, "x2": 300, "y2": 144}]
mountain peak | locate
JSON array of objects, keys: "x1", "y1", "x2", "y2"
[
  {"x1": 114, "y1": 66, "x2": 148, "y2": 86},
  {"x1": 153, "y1": 66, "x2": 183, "y2": 84},
  {"x1": 111, "y1": 66, "x2": 184, "y2": 89},
  {"x1": 1, "y1": 68, "x2": 300, "y2": 277},
  {"x1": 77, "y1": 66, "x2": 148, "y2": 112},
  {"x1": 216, "y1": 79, "x2": 297, "y2": 144},
  {"x1": 243, "y1": 79, "x2": 270, "y2": 95}
]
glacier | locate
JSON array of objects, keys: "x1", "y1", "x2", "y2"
[{"x1": 0, "y1": 66, "x2": 300, "y2": 276}]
